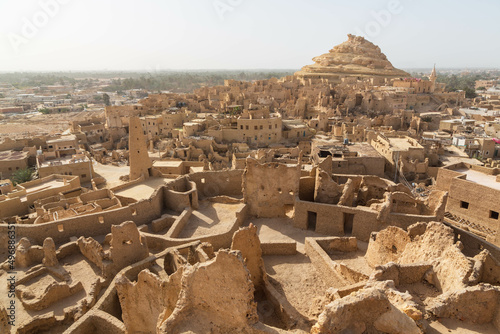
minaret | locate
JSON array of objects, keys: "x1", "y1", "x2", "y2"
[
  {"x1": 129, "y1": 117, "x2": 151, "y2": 180},
  {"x1": 429, "y1": 64, "x2": 437, "y2": 93}
]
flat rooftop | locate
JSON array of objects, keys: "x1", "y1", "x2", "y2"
[
  {"x1": 440, "y1": 146, "x2": 482, "y2": 167},
  {"x1": 39, "y1": 156, "x2": 89, "y2": 168},
  {"x1": 153, "y1": 160, "x2": 183, "y2": 167},
  {"x1": 455, "y1": 167, "x2": 500, "y2": 191},
  {"x1": 347, "y1": 143, "x2": 383, "y2": 158},
  {"x1": 114, "y1": 177, "x2": 171, "y2": 201},
  {"x1": 388, "y1": 137, "x2": 423, "y2": 151},
  {"x1": 46, "y1": 135, "x2": 77, "y2": 143},
  {"x1": 0, "y1": 150, "x2": 29, "y2": 161},
  {"x1": 24, "y1": 179, "x2": 66, "y2": 193}
]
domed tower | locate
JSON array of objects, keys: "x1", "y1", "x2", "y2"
[{"x1": 429, "y1": 64, "x2": 437, "y2": 93}]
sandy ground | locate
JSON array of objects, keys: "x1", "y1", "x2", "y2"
[
  {"x1": 264, "y1": 254, "x2": 329, "y2": 320},
  {"x1": 92, "y1": 162, "x2": 129, "y2": 188},
  {"x1": 250, "y1": 217, "x2": 328, "y2": 254},
  {"x1": 329, "y1": 246, "x2": 372, "y2": 277},
  {"x1": 250, "y1": 217, "x2": 335, "y2": 320},
  {"x1": 177, "y1": 200, "x2": 245, "y2": 238},
  {"x1": 0, "y1": 111, "x2": 103, "y2": 141},
  {"x1": 428, "y1": 318, "x2": 500, "y2": 333},
  {"x1": 113, "y1": 177, "x2": 170, "y2": 201},
  {"x1": 0, "y1": 253, "x2": 99, "y2": 333}
]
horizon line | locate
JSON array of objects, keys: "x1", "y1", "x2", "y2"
[{"x1": 0, "y1": 67, "x2": 500, "y2": 74}]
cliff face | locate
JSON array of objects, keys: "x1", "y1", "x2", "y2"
[{"x1": 295, "y1": 34, "x2": 410, "y2": 81}]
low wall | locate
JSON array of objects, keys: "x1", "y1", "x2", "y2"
[
  {"x1": 110, "y1": 175, "x2": 145, "y2": 192},
  {"x1": 189, "y1": 169, "x2": 243, "y2": 199},
  {"x1": 80, "y1": 188, "x2": 112, "y2": 203},
  {"x1": 165, "y1": 208, "x2": 192, "y2": 238},
  {"x1": 0, "y1": 196, "x2": 27, "y2": 219},
  {"x1": 294, "y1": 199, "x2": 380, "y2": 241},
  {"x1": 305, "y1": 237, "x2": 367, "y2": 287},
  {"x1": 64, "y1": 241, "x2": 202, "y2": 333},
  {"x1": 163, "y1": 177, "x2": 198, "y2": 213},
  {"x1": 0, "y1": 186, "x2": 165, "y2": 255},
  {"x1": 151, "y1": 213, "x2": 175, "y2": 233},
  {"x1": 295, "y1": 198, "x2": 438, "y2": 242},
  {"x1": 315, "y1": 237, "x2": 357, "y2": 253},
  {"x1": 143, "y1": 204, "x2": 248, "y2": 251},
  {"x1": 261, "y1": 241, "x2": 297, "y2": 255},
  {"x1": 445, "y1": 222, "x2": 500, "y2": 260}
]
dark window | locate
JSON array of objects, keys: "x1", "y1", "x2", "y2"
[
  {"x1": 460, "y1": 201, "x2": 469, "y2": 209},
  {"x1": 490, "y1": 211, "x2": 499, "y2": 219}
]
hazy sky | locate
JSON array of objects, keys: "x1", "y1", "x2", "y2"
[{"x1": 0, "y1": 0, "x2": 499, "y2": 71}]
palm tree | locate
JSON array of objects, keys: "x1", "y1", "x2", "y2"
[{"x1": 11, "y1": 168, "x2": 37, "y2": 185}]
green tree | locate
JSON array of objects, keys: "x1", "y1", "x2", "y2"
[
  {"x1": 103, "y1": 93, "x2": 111, "y2": 106},
  {"x1": 11, "y1": 168, "x2": 36, "y2": 185},
  {"x1": 464, "y1": 87, "x2": 477, "y2": 99}
]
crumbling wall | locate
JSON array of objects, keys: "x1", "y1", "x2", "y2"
[
  {"x1": 15, "y1": 238, "x2": 43, "y2": 268},
  {"x1": 157, "y1": 250, "x2": 259, "y2": 333},
  {"x1": 315, "y1": 237, "x2": 358, "y2": 253},
  {"x1": 398, "y1": 222, "x2": 455, "y2": 264},
  {"x1": 230, "y1": 224, "x2": 266, "y2": 290},
  {"x1": 370, "y1": 262, "x2": 433, "y2": 286},
  {"x1": 243, "y1": 159, "x2": 300, "y2": 217},
  {"x1": 163, "y1": 176, "x2": 198, "y2": 212},
  {"x1": 1, "y1": 184, "x2": 164, "y2": 252},
  {"x1": 473, "y1": 250, "x2": 500, "y2": 285},
  {"x1": 109, "y1": 221, "x2": 149, "y2": 272},
  {"x1": 427, "y1": 284, "x2": 500, "y2": 325},
  {"x1": 18, "y1": 279, "x2": 84, "y2": 311},
  {"x1": 314, "y1": 169, "x2": 343, "y2": 204},
  {"x1": 311, "y1": 287, "x2": 420, "y2": 334},
  {"x1": 305, "y1": 238, "x2": 367, "y2": 287},
  {"x1": 365, "y1": 226, "x2": 410, "y2": 267},
  {"x1": 189, "y1": 169, "x2": 243, "y2": 199},
  {"x1": 299, "y1": 176, "x2": 315, "y2": 201},
  {"x1": 67, "y1": 310, "x2": 127, "y2": 334},
  {"x1": 77, "y1": 236, "x2": 105, "y2": 272},
  {"x1": 294, "y1": 198, "x2": 380, "y2": 240},
  {"x1": 115, "y1": 269, "x2": 170, "y2": 334}
]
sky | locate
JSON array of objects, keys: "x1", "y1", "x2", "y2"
[{"x1": 0, "y1": 0, "x2": 499, "y2": 71}]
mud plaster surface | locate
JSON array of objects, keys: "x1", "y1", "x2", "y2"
[{"x1": 178, "y1": 201, "x2": 246, "y2": 238}]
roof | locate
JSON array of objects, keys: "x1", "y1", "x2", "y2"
[
  {"x1": 0, "y1": 150, "x2": 29, "y2": 161},
  {"x1": 153, "y1": 160, "x2": 183, "y2": 168}
]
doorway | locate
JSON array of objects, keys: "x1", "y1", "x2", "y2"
[
  {"x1": 307, "y1": 211, "x2": 317, "y2": 231},
  {"x1": 343, "y1": 212, "x2": 354, "y2": 235}
]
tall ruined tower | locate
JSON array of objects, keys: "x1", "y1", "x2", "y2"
[
  {"x1": 129, "y1": 117, "x2": 151, "y2": 180},
  {"x1": 429, "y1": 64, "x2": 437, "y2": 93}
]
